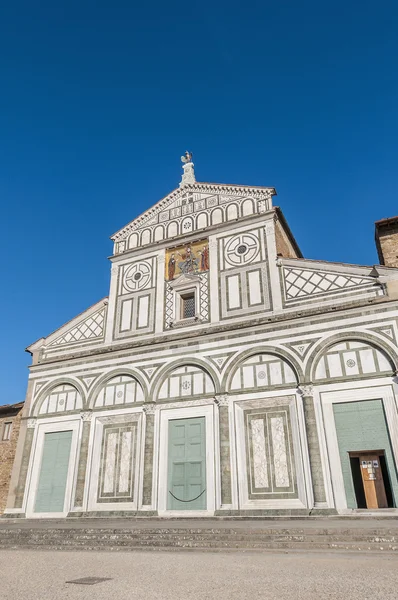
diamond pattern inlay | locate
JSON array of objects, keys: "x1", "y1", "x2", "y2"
[
  {"x1": 284, "y1": 268, "x2": 373, "y2": 299},
  {"x1": 50, "y1": 307, "x2": 106, "y2": 346}
]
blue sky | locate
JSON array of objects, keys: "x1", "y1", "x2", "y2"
[{"x1": 1, "y1": 1, "x2": 397, "y2": 404}]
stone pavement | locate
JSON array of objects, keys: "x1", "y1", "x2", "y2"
[{"x1": 1, "y1": 547, "x2": 397, "y2": 600}]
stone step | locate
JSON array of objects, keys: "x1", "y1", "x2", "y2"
[
  {"x1": 0, "y1": 538, "x2": 397, "y2": 552},
  {"x1": 1, "y1": 527, "x2": 398, "y2": 536},
  {"x1": 0, "y1": 531, "x2": 397, "y2": 543}
]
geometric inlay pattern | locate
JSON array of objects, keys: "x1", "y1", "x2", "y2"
[
  {"x1": 314, "y1": 340, "x2": 394, "y2": 381},
  {"x1": 199, "y1": 272, "x2": 209, "y2": 322},
  {"x1": 49, "y1": 307, "x2": 106, "y2": 346},
  {"x1": 284, "y1": 268, "x2": 374, "y2": 299},
  {"x1": 224, "y1": 233, "x2": 260, "y2": 267}
]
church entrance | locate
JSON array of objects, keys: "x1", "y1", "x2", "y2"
[
  {"x1": 167, "y1": 417, "x2": 207, "y2": 510},
  {"x1": 349, "y1": 451, "x2": 393, "y2": 509},
  {"x1": 34, "y1": 431, "x2": 73, "y2": 513}
]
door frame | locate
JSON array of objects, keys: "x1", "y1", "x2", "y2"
[
  {"x1": 320, "y1": 382, "x2": 398, "y2": 511},
  {"x1": 25, "y1": 417, "x2": 81, "y2": 518},
  {"x1": 157, "y1": 405, "x2": 217, "y2": 516}
]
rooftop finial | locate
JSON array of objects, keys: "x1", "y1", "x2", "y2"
[{"x1": 180, "y1": 151, "x2": 196, "y2": 186}]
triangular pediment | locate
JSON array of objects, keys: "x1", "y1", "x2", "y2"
[
  {"x1": 111, "y1": 182, "x2": 276, "y2": 248},
  {"x1": 26, "y1": 299, "x2": 108, "y2": 354},
  {"x1": 280, "y1": 258, "x2": 382, "y2": 304}
]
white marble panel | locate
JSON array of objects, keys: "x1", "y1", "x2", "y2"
[
  {"x1": 230, "y1": 371, "x2": 240, "y2": 390},
  {"x1": 270, "y1": 416, "x2": 290, "y2": 488},
  {"x1": 137, "y1": 295, "x2": 149, "y2": 328},
  {"x1": 283, "y1": 363, "x2": 296, "y2": 384},
  {"x1": 242, "y1": 365, "x2": 255, "y2": 388},
  {"x1": 103, "y1": 432, "x2": 117, "y2": 493},
  {"x1": 193, "y1": 373, "x2": 204, "y2": 395},
  {"x1": 48, "y1": 394, "x2": 57, "y2": 413},
  {"x1": 255, "y1": 364, "x2": 269, "y2": 387},
  {"x1": 359, "y1": 348, "x2": 376, "y2": 373},
  {"x1": 105, "y1": 386, "x2": 114, "y2": 406},
  {"x1": 227, "y1": 275, "x2": 241, "y2": 309},
  {"x1": 342, "y1": 351, "x2": 360, "y2": 375},
  {"x1": 118, "y1": 431, "x2": 133, "y2": 493},
  {"x1": 315, "y1": 356, "x2": 327, "y2": 379},
  {"x1": 248, "y1": 270, "x2": 262, "y2": 305},
  {"x1": 326, "y1": 353, "x2": 343, "y2": 377},
  {"x1": 251, "y1": 418, "x2": 269, "y2": 488},
  {"x1": 269, "y1": 362, "x2": 283, "y2": 385},
  {"x1": 158, "y1": 381, "x2": 167, "y2": 400},
  {"x1": 376, "y1": 350, "x2": 392, "y2": 372},
  {"x1": 169, "y1": 376, "x2": 180, "y2": 398},
  {"x1": 125, "y1": 382, "x2": 135, "y2": 404},
  {"x1": 121, "y1": 299, "x2": 132, "y2": 331}
]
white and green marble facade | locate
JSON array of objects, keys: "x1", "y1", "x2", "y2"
[{"x1": 5, "y1": 173, "x2": 398, "y2": 518}]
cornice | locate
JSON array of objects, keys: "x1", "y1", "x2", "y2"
[
  {"x1": 28, "y1": 296, "x2": 398, "y2": 372},
  {"x1": 111, "y1": 182, "x2": 276, "y2": 242}
]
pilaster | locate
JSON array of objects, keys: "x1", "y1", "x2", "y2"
[
  {"x1": 142, "y1": 403, "x2": 156, "y2": 506},
  {"x1": 73, "y1": 411, "x2": 93, "y2": 509},
  {"x1": 215, "y1": 394, "x2": 232, "y2": 505},
  {"x1": 298, "y1": 384, "x2": 326, "y2": 505}
]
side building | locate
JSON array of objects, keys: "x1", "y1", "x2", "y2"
[
  {"x1": 0, "y1": 402, "x2": 24, "y2": 514},
  {"x1": 4, "y1": 160, "x2": 398, "y2": 518}
]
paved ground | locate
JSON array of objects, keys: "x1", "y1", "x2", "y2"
[
  {"x1": 1, "y1": 549, "x2": 397, "y2": 600},
  {"x1": 1, "y1": 516, "x2": 397, "y2": 530}
]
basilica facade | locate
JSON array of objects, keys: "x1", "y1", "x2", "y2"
[{"x1": 5, "y1": 160, "x2": 398, "y2": 518}]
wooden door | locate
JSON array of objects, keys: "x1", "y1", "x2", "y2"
[
  {"x1": 359, "y1": 454, "x2": 388, "y2": 509},
  {"x1": 167, "y1": 417, "x2": 206, "y2": 510},
  {"x1": 34, "y1": 431, "x2": 73, "y2": 513}
]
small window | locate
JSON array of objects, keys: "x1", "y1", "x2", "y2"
[
  {"x1": 181, "y1": 292, "x2": 196, "y2": 319},
  {"x1": 2, "y1": 421, "x2": 12, "y2": 441}
]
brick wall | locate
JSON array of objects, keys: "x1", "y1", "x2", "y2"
[
  {"x1": 0, "y1": 407, "x2": 23, "y2": 514},
  {"x1": 375, "y1": 217, "x2": 398, "y2": 268},
  {"x1": 275, "y1": 220, "x2": 297, "y2": 259}
]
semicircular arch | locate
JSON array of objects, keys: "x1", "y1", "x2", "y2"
[
  {"x1": 224, "y1": 347, "x2": 302, "y2": 393},
  {"x1": 32, "y1": 378, "x2": 86, "y2": 416},
  {"x1": 306, "y1": 332, "x2": 398, "y2": 382},
  {"x1": 152, "y1": 358, "x2": 221, "y2": 401},
  {"x1": 87, "y1": 368, "x2": 148, "y2": 408}
]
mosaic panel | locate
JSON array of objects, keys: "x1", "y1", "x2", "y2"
[{"x1": 165, "y1": 239, "x2": 209, "y2": 281}]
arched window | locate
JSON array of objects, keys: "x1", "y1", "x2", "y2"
[
  {"x1": 94, "y1": 375, "x2": 144, "y2": 407},
  {"x1": 39, "y1": 384, "x2": 83, "y2": 414},
  {"x1": 314, "y1": 341, "x2": 394, "y2": 381},
  {"x1": 230, "y1": 354, "x2": 297, "y2": 391},
  {"x1": 158, "y1": 365, "x2": 215, "y2": 400}
]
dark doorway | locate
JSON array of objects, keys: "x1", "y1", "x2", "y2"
[
  {"x1": 379, "y1": 455, "x2": 394, "y2": 507},
  {"x1": 350, "y1": 456, "x2": 366, "y2": 508}
]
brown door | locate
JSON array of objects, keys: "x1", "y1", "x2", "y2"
[{"x1": 359, "y1": 454, "x2": 388, "y2": 509}]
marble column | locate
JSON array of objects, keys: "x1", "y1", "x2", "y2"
[
  {"x1": 298, "y1": 384, "x2": 326, "y2": 504},
  {"x1": 142, "y1": 403, "x2": 156, "y2": 506},
  {"x1": 14, "y1": 418, "x2": 36, "y2": 509},
  {"x1": 73, "y1": 411, "x2": 93, "y2": 508},
  {"x1": 215, "y1": 394, "x2": 232, "y2": 505}
]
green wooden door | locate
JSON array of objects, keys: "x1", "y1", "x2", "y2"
[
  {"x1": 34, "y1": 431, "x2": 73, "y2": 513},
  {"x1": 167, "y1": 417, "x2": 206, "y2": 510}
]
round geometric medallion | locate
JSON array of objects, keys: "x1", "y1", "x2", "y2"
[
  {"x1": 346, "y1": 359, "x2": 356, "y2": 368},
  {"x1": 224, "y1": 233, "x2": 260, "y2": 266},
  {"x1": 124, "y1": 261, "x2": 152, "y2": 292}
]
